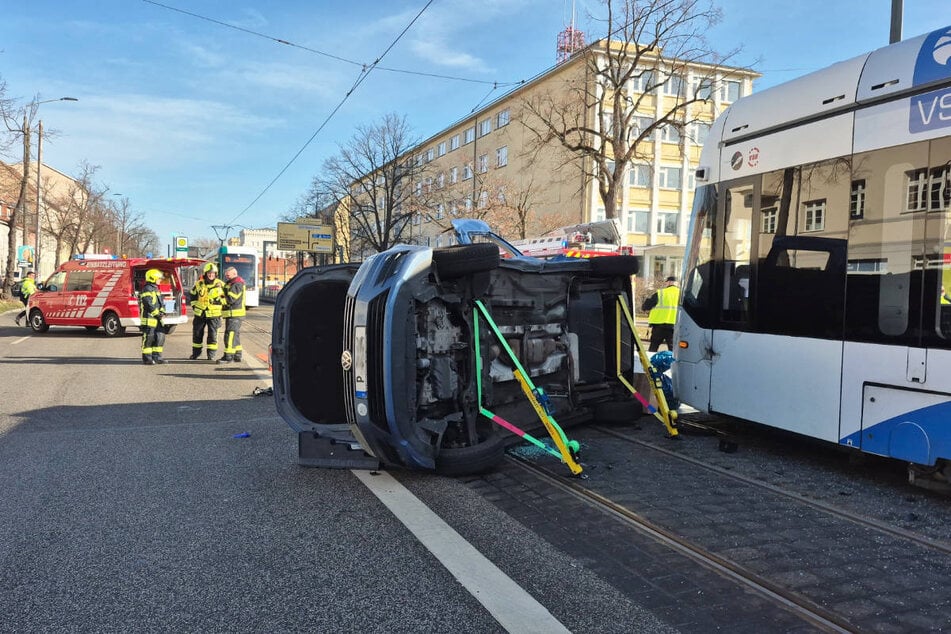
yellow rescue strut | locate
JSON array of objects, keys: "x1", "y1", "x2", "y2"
[{"x1": 614, "y1": 295, "x2": 679, "y2": 437}]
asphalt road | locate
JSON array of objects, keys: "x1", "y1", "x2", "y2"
[{"x1": 0, "y1": 306, "x2": 670, "y2": 633}]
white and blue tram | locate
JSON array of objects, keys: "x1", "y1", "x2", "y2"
[{"x1": 675, "y1": 25, "x2": 951, "y2": 487}]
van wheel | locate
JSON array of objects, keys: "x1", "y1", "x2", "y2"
[
  {"x1": 432, "y1": 244, "x2": 500, "y2": 279},
  {"x1": 163, "y1": 325, "x2": 177, "y2": 335},
  {"x1": 435, "y1": 431, "x2": 507, "y2": 476},
  {"x1": 29, "y1": 309, "x2": 49, "y2": 333},
  {"x1": 102, "y1": 312, "x2": 125, "y2": 337}
]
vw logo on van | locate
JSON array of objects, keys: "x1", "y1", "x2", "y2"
[{"x1": 341, "y1": 350, "x2": 352, "y2": 372}]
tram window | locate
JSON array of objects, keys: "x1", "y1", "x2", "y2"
[{"x1": 721, "y1": 183, "x2": 753, "y2": 325}]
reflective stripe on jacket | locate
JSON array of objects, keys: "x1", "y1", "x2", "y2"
[
  {"x1": 648, "y1": 285, "x2": 679, "y2": 326},
  {"x1": 138, "y1": 282, "x2": 164, "y2": 327},
  {"x1": 190, "y1": 277, "x2": 225, "y2": 317},
  {"x1": 222, "y1": 277, "x2": 246, "y2": 318}
]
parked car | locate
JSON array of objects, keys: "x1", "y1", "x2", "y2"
[{"x1": 271, "y1": 220, "x2": 642, "y2": 475}]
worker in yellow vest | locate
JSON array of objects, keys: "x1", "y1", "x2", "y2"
[
  {"x1": 189, "y1": 262, "x2": 225, "y2": 360},
  {"x1": 217, "y1": 266, "x2": 247, "y2": 364},
  {"x1": 642, "y1": 276, "x2": 680, "y2": 351}
]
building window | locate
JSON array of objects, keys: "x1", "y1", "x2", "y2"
[
  {"x1": 415, "y1": 154, "x2": 424, "y2": 166},
  {"x1": 629, "y1": 164, "x2": 652, "y2": 188},
  {"x1": 478, "y1": 191, "x2": 488, "y2": 208},
  {"x1": 412, "y1": 212, "x2": 421, "y2": 225},
  {"x1": 436, "y1": 204, "x2": 445, "y2": 220},
  {"x1": 693, "y1": 78, "x2": 714, "y2": 100},
  {"x1": 496, "y1": 146, "x2": 508, "y2": 167},
  {"x1": 761, "y1": 206, "x2": 778, "y2": 234},
  {"x1": 426, "y1": 148, "x2": 434, "y2": 162},
  {"x1": 464, "y1": 198, "x2": 472, "y2": 210},
  {"x1": 664, "y1": 74, "x2": 683, "y2": 96},
  {"x1": 477, "y1": 154, "x2": 488, "y2": 174},
  {"x1": 690, "y1": 122, "x2": 710, "y2": 145},
  {"x1": 660, "y1": 123, "x2": 681, "y2": 144},
  {"x1": 850, "y1": 179, "x2": 866, "y2": 219},
  {"x1": 657, "y1": 212, "x2": 679, "y2": 234},
  {"x1": 803, "y1": 199, "x2": 826, "y2": 231},
  {"x1": 436, "y1": 172, "x2": 445, "y2": 189},
  {"x1": 463, "y1": 163, "x2": 473, "y2": 180},
  {"x1": 628, "y1": 210, "x2": 650, "y2": 233},
  {"x1": 414, "y1": 181, "x2": 422, "y2": 196},
  {"x1": 629, "y1": 69, "x2": 654, "y2": 93},
  {"x1": 905, "y1": 166, "x2": 950, "y2": 212},
  {"x1": 720, "y1": 80, "x2": 742, "y2": 102},
  {"x1": 630, "y1": 115, "x2": 654, "y2": 141},
  {"x1": 464, "y1": 127, "x2": 475, "y2": 144},
  {"x1": 437, "y1": 141, "x2": 446, "y2": 156},
  {"x1": 601, "y1": 111, "x2": 615, "y2": 137},
  {"x1": 594, "y1": 208, "x2": 605, "y2": 222},
  {"x1": 449, "y1": 166, "x2": 458, "y2": 184},
  {"x1": 658, "y1": 166, "x2": 682, "y2": 189},
  {"x1": 450, "y1": 134, "x2": 460, "y2": 151},
  {"x1": 496, "y1": 109, "x2": 510, "y2": 127},
  {"x1": 479, "y1": 118, "x2": 491, "y2": 137}
]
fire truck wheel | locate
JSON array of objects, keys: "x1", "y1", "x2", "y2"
[
  {"x1": 29, "y1": 309, "x2": 49, "y2": 333},
  {"x1": 102, "y1": 311, "x2": 126, "y2": 337},
  {"x1": 432, "y1": 243, "x2": 500, "y2": 279},
  {"x1": 589, "y1": 255, "x2": 639, "y2": 276}
]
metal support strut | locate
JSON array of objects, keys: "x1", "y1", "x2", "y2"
[
  {"x1": 614, "y1": 295, "x2": 679, "y2": 438},
  {"x1": 473, "y1": 300, "x2": 583, "y2": 475}
]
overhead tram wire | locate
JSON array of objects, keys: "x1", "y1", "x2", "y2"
[
  {"x1": 141, "y1": 0, "x2": 521, "y2": 88},
  {"x1": 225, "y1": 0, "x2": 436, "y2": 227}
]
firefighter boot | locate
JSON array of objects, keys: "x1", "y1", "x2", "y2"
[
  {"x1": 189, "y1": 349, "x2": 202, "y2": 360},
  {"x1": 207, "y1": 350, "x2": 215, "y2": 361},
  {"x1": 142, "y1": 355, "x2": 156, "y2": 365},
  {"x1": 152, "y1": 355, "x2": 168, "y2": 364},
  {"x1": 217, "y1": 355, "x2": 234, "y2": 364},
  {"x1": 234, "y1": 353, "x2": 243, "y2": 362}
]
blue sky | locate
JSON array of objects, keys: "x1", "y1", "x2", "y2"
[{"x1": 1, "y1": 1, "x2": 948, "y2": 253}]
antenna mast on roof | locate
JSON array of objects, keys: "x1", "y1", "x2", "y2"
[{"x1": 556, "y1": 0, "x2": 585, "y2": 64}]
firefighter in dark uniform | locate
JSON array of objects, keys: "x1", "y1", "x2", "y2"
[
  {"x1": 139, "y1": 268, "x2": 167, "y2": 365},
  {"x1": 218, "y1": 266, "x2": 246, "y2": 364},
  {"x1": 188, "y1": 262, "x2": 225, "y2": 360}
]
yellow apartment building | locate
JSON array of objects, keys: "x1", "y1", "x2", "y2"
[{"x1": 387, "y1": 36, "x2": 758, "y2": 280}]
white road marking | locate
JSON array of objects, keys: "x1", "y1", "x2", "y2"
[
  {"x1": 10, "y1": 335, "x2": 31, "y2": 345},
  {"x1": 353, "y1": 469, "x2": 571, "y2": 634}
]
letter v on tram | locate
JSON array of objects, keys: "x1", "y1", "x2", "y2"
[
  {"x1": 675, "y1": 25, "x2": 951, "y2": 489},
  {"x1": 26, "y1": 255, "x2": 206, "y2": 336}
]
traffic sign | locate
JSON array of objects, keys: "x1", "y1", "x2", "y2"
[{"x1": 277, "y1": 222, "x2": 333, "y2": 253}]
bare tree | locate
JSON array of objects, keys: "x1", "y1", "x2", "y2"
[
  {"x1": 309, "y1": 113, "x2": 428, "y2": 257},
  {"x1": 0, "y1": 93, "x2": 40, "y2": 299},
  {"x1": 520, "y1": 0, "x2": 741, "y2": 220}
]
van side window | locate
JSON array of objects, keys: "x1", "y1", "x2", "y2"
[
  {"x1": 65, "y1": 271, "x2": 95, "y2": 292},
  {"x1": 45, "y1": 271, "x2": 67, "y2": 292}
]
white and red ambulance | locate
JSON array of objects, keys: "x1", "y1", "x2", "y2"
[{"x1": 26, "y1": 255, "x2": 205, "y2": 336}]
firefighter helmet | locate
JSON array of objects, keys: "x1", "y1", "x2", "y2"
[
  {"x1": 145, "y1": 269, "x2": 163, "y2": 283},
  {"x1": 203, "y1": 262, "x2": 218, "y2": 275}
]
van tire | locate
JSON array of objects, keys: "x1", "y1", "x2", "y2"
[
  {"x1": 29, "y1": 309, "x2": 49, "y2": 333},
  {"x1": 163, "y1": 325, "x2": 177, "y2": 335},
  {"x1": 102, "y1": 312, "x2": 125, "y2": 337},
  {"x1": 589, "y1": 255, "x2": 639, "y2": 276},
  {"x1": 432, "y1": 244, "x2": 500, "y2": 279},
  {"x1": 435, "y1": 431, "x2": 507, "y2": 476}
]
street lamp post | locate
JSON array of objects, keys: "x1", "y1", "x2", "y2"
[{"x1": 34, "y1": 96, "x2": 77, "y2": 275}]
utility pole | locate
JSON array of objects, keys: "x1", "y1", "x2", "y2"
[
  {"x1": 889, "y1": 0, "x2": 903, "y2": 44},
  {"x1": 35, "y1": 120, "x2": 43, "y2": 271}
]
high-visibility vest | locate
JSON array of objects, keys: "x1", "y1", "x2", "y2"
[
  {"x1": 20, "y1": 277, "x2": 37, "y2": 299},
  {"x1": 648, "y1": 285, "x2": 679, "y2": 325},
  {"x1": 190, "y1": 278, "x2": 225, "y2": 317},
  {"x1": 222, "y1": 278, "x2": 246, "y2": 318}
]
